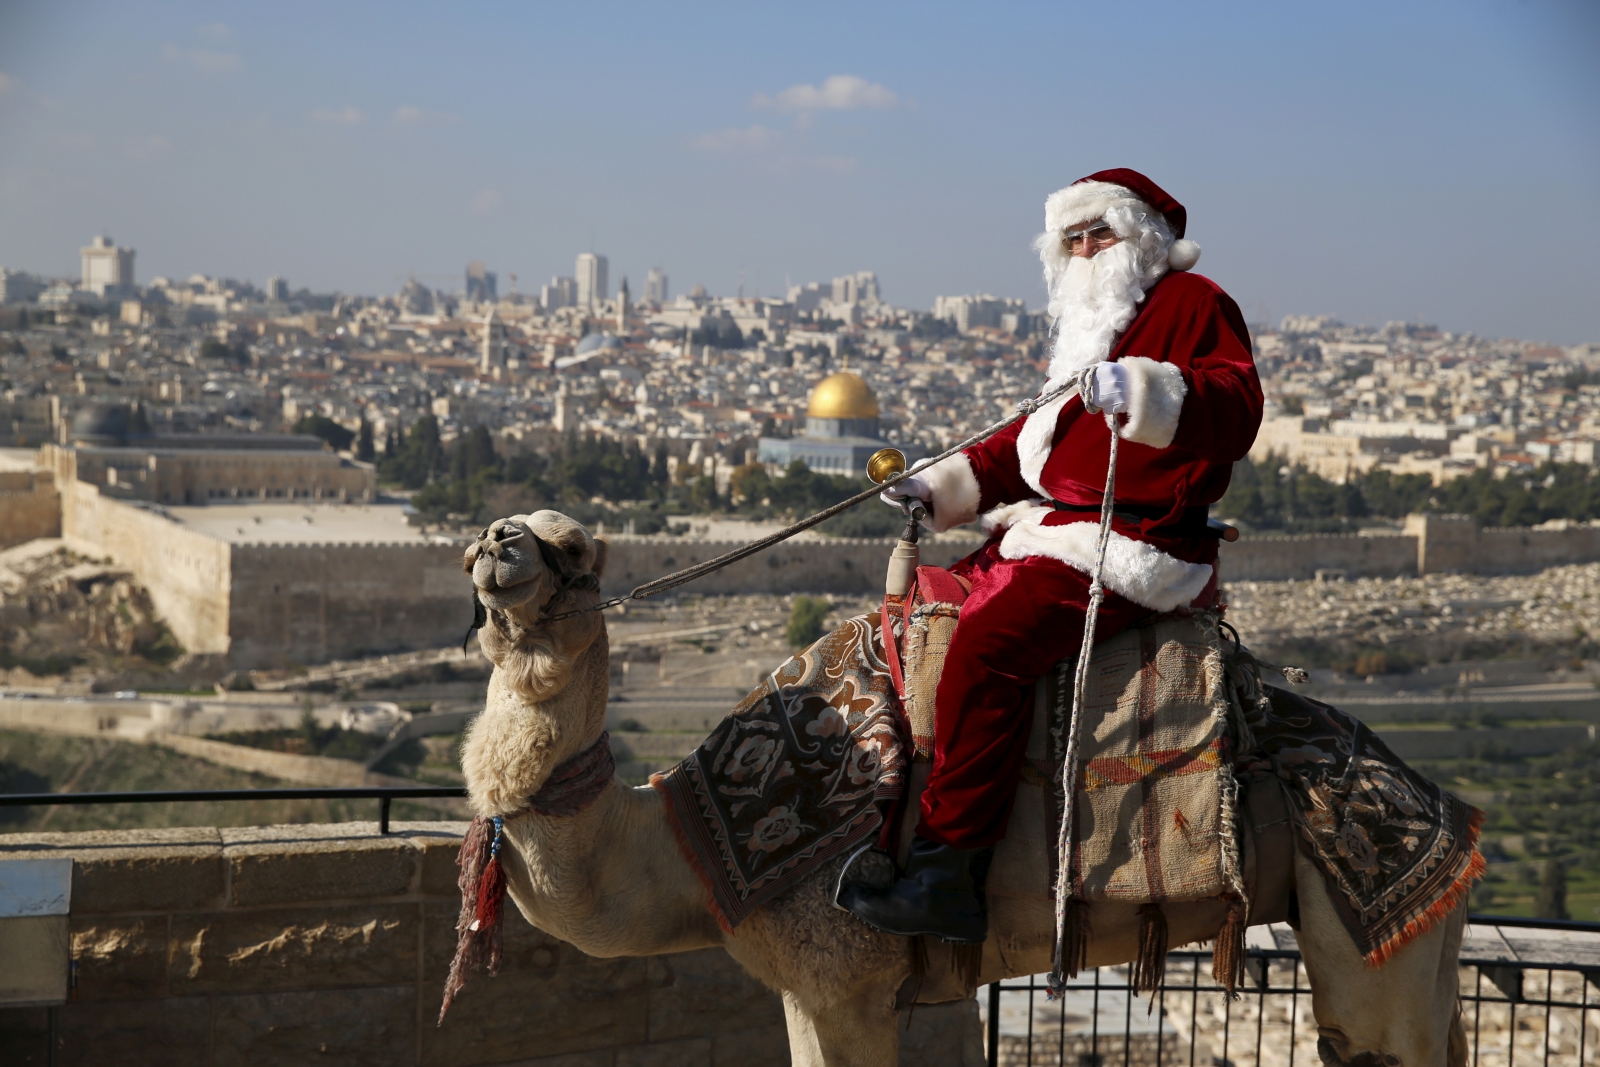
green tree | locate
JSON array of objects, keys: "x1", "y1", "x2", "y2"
[
  {"x1": 786, "y1": 596, "x2": 831, "y2": 649},
  {"x1": 379, "y1": 414, "x2": 446, "y2": 488},
  {"x1": 1536, "y1": 858, "x2": 1569, "y2": 920},
  {"x1": 356, "y1": 418, "x2": 375, "y2": 462}
]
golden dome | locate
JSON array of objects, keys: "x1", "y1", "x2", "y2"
[{"x1": 807, "y1": 372, "x2": 880, "y2": 419}]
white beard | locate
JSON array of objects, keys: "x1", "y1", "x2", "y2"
[{"x1": 1044, "y1": 239, "x2": 1149, "y2": 382}]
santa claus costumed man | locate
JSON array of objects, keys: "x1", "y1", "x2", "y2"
[{"x1": 839, "y1": 169, "x2": 1264, "y2": 943}]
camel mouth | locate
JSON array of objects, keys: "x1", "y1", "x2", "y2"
[{"x1": 466, "y1": 518, "x2": 552, "y2": 611}]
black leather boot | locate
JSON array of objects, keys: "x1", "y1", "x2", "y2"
[{"x1": 837, "y1": 836, "x2": 989, "y2": 944}]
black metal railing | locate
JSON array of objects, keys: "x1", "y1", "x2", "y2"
[
  {"x1": 984, "y1": 917, "x2": 1600, "y2": 1067},
  {"x1": 0, "y1": 786, "x2": 468, "y2": 833}
]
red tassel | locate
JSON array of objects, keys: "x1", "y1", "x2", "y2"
[{"x1": 475, "y1": 855, "x2": 506, "y2": 943}]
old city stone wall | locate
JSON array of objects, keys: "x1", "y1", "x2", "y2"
[
  {"x1": 598, "y1": 537, "x2": 972, "y2": 598},
  {"x1": 0, "y1": 822, "x2": 980, "y2": 1067},
  {"x1": 58, "y1": 480, "x2": 233, "y2": 656},
  {"x1": 227, "y1": 543, "x2": 473, "y2": 669},
  {"x1": 0, "y1": 470, "x2": 60, "y2": 550},
  {"x1": 1216, "y1": 531, "x2": 1418, "y2": 582},
  {"x1": 1215, "y1": 518, "x2": 1600, "y2": 583}
]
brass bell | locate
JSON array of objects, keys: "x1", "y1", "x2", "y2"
[{"x1": 865, "y1": 447, "x2": 907, "y2": 485}]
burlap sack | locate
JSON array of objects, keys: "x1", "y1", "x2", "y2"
[{"x1": 903, "y1": 604, "x2": 1236, "y2": 905}]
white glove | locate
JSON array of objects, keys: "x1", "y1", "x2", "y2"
[
  {"x1": 879, "y1": 472, "x2": 932, "y2": 509},
  {"x1": 1090, "y1": 361, "x2": 1131, "y2": 415}
]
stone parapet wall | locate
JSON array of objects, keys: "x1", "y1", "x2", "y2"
[{"x1": 0, "y1": 822, "x2": 979, "y2": 1066}]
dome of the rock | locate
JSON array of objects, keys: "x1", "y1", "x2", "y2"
[{"x1": 806, "y1": 372, "x2": 880, "y2": 420}]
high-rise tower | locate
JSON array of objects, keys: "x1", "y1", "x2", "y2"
[{"x1": 575, "y1": 253, "x2": 608, "y2": 308}]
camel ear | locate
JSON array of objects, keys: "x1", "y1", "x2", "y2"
[{"x1": 590, "y1": 537, "x2": 608, "y2": 578}]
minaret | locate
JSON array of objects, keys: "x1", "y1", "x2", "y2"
[{"x1": 616, "y1": 276, "x2": 630, "y2": 332}]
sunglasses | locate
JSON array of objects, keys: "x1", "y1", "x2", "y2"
[{"x1": 1062, "y1": 221, "x2": 1119, "y2": 251}]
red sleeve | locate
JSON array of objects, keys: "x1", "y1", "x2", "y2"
[
  {"x1": 1167, "y1": 284, "x2": 1263, "y2": 463},
  {"x1": 961, "y1": 415, "x2": 1037, "y2": 513}
]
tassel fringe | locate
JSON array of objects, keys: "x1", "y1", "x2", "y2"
[
  {"x1": 953, "y1": 942, "x2": 983, "y2": 993},
  {"x1": 1130, "y1": 903, "x2": 1168, "y2": 997},
  {"x1": 1363, "y1": 806, "x2": 1488, "y2": 969},
  {"x1": 1211, "y1": 897, "x2": 1247, "y2": 994},
  {"x1": 1061, "y1": 898, "x2": 1091, "y2": 980},
  {"x1": 439, "y1": 814, "x2": 509, "y2": 1025}
]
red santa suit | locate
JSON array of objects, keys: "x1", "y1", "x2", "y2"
[{"x1": 911, "y1": 170, "x2": 1264, "y2": 850}]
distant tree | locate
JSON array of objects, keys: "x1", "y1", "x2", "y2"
[
  {"x1": 786, "y1": 596, "x2": 830, "y2": 649},
  {"x1": 292, "y1": 414, "x2": 355, "y2": 452},
  {"x1": 450, "y1": 425, "x2": 498, "y2": 481},
  {"x1": 379, "y1": 414, "x2": 446, "y2": 488},
  {"x1": 356, "y1": 418, "x2": 375, "y2": 462},
  {"x1": 1536, "y1": 858, "x2": 1569, "y2": 920}
]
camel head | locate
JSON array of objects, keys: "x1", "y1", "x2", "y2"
[{"x1": 462, "y1": 510, "x2": 608, "y2": 703}]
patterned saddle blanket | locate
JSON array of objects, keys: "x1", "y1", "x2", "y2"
[{"x1": 654, "y1": 602, "x2": 1483, "y2": 967}]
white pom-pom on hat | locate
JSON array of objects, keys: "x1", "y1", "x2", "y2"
[{"x1": 1167, "y1": 239, "x2": 1201, "y2": 272}]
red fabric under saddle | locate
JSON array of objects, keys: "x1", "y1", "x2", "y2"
[{"x1": 880, "y1": 565, "x2": 970, "y2": 701}]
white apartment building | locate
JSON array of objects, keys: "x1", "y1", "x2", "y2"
[{"x1": 81, "y1": 236, "x2": 135, "y2": 297}]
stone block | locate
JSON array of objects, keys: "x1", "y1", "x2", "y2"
[
  {"x1": 51, "y1": 996, "x2": 211, "y2": 1067},
  {"x1": 222, "y1": 824, "x2": 416, "y2": 905},
  {"x1": 211, "y1": 985, "x2": 415, "y2": 1067},
  {"x1": 423, "y1": 954, "x2": 652, "y2": 1065},
  {"x1": 711, "y1": 1023, "x2": 792, "y2": 1067},
  {"x1": 615, "y1": 1038, "x2": 713, "y2": 1066},
  {"x1": 898, "y1": 998, "x2": 986, "y2": 1067},
  {"x1": 69, "y1": 915, "x2": 167, "y2": 1001},
  {"x1": 399, "y1": 821, "x2": 471, "y2": 898},
  {"x1": 497, "y1": 1052, "x2": 615, "y2": 1067},
  {"x1": 0, "y1": 1006, "x2": 50, "y2": 1067},
  {"x1": 170, "y1": 903, "x2": 418, "y2": 994},
  {"x1": 421, "y1": 901, "x2": 599, "y2": 980},
  {"x1": 645, "y1": 948, "x2": 784, "y2": 1042},
  {"x1": 0, "y1": 828, "x2": 224, "y2": 914}
]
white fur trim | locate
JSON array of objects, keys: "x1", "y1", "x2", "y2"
[
  {"x1": 918, "y1": 451, "x2": 980, "y2": 533},
  {"x1": 1016, "y1": 390, "x2": 1073, "y2": 496},
  {"x1": 1044, "y1": 182, "x2": 1143, "y2": 234},
  {"x1": 1167, "y1": 239, "x2": 1201, "y2": 271},
  {"x1": 995, "y1": 507, "x2": 1214, "y2": 612},
  {"x1": 1117, "y1": 357, "x2": 1187, "y2": 449},
  {"x1": 980, "y1": 498, "x2": 1045, "y2": 538}
]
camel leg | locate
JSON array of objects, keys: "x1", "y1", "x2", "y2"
[
  {"x1": 781, "y1": 987, "x2": 900, "y2": 1067},
  {"x1": 1293, "y1": 851, "x2": 1467, "y2": 1067}
]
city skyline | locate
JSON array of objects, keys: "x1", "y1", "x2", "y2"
[{"x1": 1, "y1": 1, "x2": 1598, "y2": 343}]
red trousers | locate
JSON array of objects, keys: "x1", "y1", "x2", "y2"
[{"x1": 917, "y1": 542, "x2": 1151, "y2": 849}]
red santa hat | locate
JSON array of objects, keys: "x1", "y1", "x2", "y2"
[{"x1": 1043, "y1": 168, "x2": 1201, "y2": 271}]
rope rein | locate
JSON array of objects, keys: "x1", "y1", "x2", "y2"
[
  {"x1": 1047, "y1": 374, "x2": 1119, "y2": 996},
  {"x1": 532, "y1": 375, "x2": 1085, "y2": 623}
]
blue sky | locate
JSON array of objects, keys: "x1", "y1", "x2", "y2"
[{"x1": 1, "y1": 0, "x2": 1597, "y2": 342}]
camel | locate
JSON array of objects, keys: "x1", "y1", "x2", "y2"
[{"x1": 458, "y1": 510, "x2": 1470, "y2": 1067}]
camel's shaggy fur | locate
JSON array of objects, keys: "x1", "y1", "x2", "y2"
[{"x1": 458, "y1": 511, "x2": 1468, "y2": 1067}]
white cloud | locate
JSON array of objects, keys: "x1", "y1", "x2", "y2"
[
  {"x1": 161, "y1": 43, "x2": 241, "y2": 74},
  {"x1": 310, "y1": 106, "x2": 365, "y2": 126},
  {"x1": 752, "y1": 75, "x2": 898, "y2": 115},
  {"x1": 393, "y1": 105, "x2": 459, "y2": 129},
  {"x1": 471, "y1": 189, "x2": 503, "y2": 214},
  {"x1": 196, "y1": 23, "x2": 235, "y2": 45},
  {"x1": 0, "y1": 73, "x2": 14, "y2": 97},
  {"x1": 692, "y1": 124, "x2": 781, "y2": 154}
]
